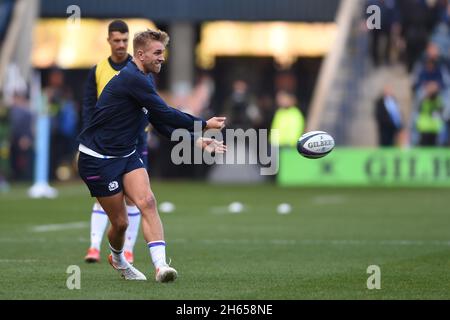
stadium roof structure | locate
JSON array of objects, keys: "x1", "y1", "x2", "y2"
[{"x1": 40, "y1": 0, "x2": 340, "y2": 22}]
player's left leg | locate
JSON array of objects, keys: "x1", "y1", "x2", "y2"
[
  {"x1": 122, "y1": 146, "x2": 147, "y2": 264},
  {"x1": 123, "y1": 168, "x2": 177, "y2": 283}
]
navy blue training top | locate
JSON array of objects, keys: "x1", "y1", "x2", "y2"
[
  {"x1": 78, "y1": 60, "x2": 206, "y2": 156},
  {"x1": 81, "y1": 55, "x2": 149, "y2": 158}
]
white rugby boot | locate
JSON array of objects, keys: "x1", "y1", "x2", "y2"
[
  {"x1": 155, "y1": 264, "x2": 178, "y2": 283},
  {"x1": 108, "y1": 254, "x2": 147, "y2": 280}
]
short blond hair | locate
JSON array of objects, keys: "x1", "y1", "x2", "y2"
[{"x1": 133, "y1": 29, "x2": 170, "y2": 54}]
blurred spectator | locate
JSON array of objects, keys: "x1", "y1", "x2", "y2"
[
  {"x1": 9, "y1": 92, "x2": 34, "y2": 181},
  {"x1": 443, "y1": 100, "x2": 450, "y2": 145},
  {"x1": 374, "y1": 85, "x2": 403, "y2": 146},
  {"x1": 0, "y1": 0, "x2": 14, "y2": 43},
  {"x1": 416, "y1": 81, "x2": 444, "y2": 146},
  {"x1": 223, "y1": 80, "x2": 255, "y2": 129},
  {"x1": 43, "y1": 68, "x2": 79, "y2": 180},
  {"x1": 398, "y1": 0, "x2": 443, "y2": 71},
  {"x1": 0, "y1": 95, "x2": 10, "y2": 191},
  {"x1": 431, "y1": 3, "x2": 450, "y2": 57},
  {"x1": 254, "y1": 94, "x2": 276, "y2": 131},
  {"x1": 366, "y1": 0, "x2": 401, "y2": 67},
  {"x1": 58, "y1": 89, "x2": 79, "y2": 162},
  {"x1": 443, "y1": 1, "x2": 450, "y2": 24},
  {"x1": 413, "y1": 43, "x2": 447, "y2": 92},
  {"x1": 270, "y1": 91, "x2": 304, "y2": 147}
]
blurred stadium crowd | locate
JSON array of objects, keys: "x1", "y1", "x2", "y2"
[
  {"x1": 367, "y1": 0, "x2": 450, "y2": 147},
  {"x1": 0, "y1": 0, "x2": 449, "y2": 188}
]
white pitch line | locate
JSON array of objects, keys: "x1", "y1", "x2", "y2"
[
  {"x1": 0, "y1": 238, "x2": 47, "y2": 243},
  {"x1": 1, "y1": 235, "x2": 450, "y2": 247},
  {"x1": 198, "y1": 239, "x2": 450, "y2": 247},
  {"x1": 0, "y1": 259, "x2": 38, "y2": 263},
  {"x1": 30, "y1": 222, "x2": 89, "y2": 233}
]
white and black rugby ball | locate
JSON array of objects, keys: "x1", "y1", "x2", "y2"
[{"x1": 297, "y1": 131, "x2": 335, "y2": 159}]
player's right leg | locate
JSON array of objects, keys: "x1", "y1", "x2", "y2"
[{"x1": 97, "y1": 192, "x2": 146, "y2": 281}]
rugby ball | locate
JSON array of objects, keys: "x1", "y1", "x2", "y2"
[{"x1": 297, "y1": 131, "x2": 335, "y2": 159}]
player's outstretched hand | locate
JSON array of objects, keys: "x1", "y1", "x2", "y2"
[
  {"x1": 205, "y1": 117, "x2": 226, "y2": 130},
  {"x1": 196, "y1": 137, "x2": 227, "y2": 154}
]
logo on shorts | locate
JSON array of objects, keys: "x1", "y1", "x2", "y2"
[{"x1": 108, "y1": 181, "x2": 119, "y2": 191}]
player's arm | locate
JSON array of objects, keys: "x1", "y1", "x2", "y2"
[
  {"x1": 149, "y1": 115, "x2": 225, "y2": 140},
  {"x1": 130, "y1": 75, "x2": 226, "y2": 154},
  {"x1": 148, "y1": 105, "x2": 206, "y2": 132},
  {"x1": 81, "y1": 66, "x2": 98, "y2": 130},
  {"x1": 148, "y1": 121, "x2": 181, "y2": 139},
  {"x1": 129, "y1": 75, "x2": 225, "y2": 131},
  {"x1": 145, "y1": 97, "x2": 227, "y2": 153},
  {"x1": 149, "y1": 121, "x2": 226, "y2": 154},
  {"x1": 143, "y1": 87, "x2": 207, "y2": 131}
]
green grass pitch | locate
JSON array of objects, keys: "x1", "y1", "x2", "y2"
[{"x1": 0, "y1": 181, "x2": 449, "y2": 299}]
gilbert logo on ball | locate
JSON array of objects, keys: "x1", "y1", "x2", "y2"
[{"x1": 297, "y1": 131, "x2": 335, "y2": 159}]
